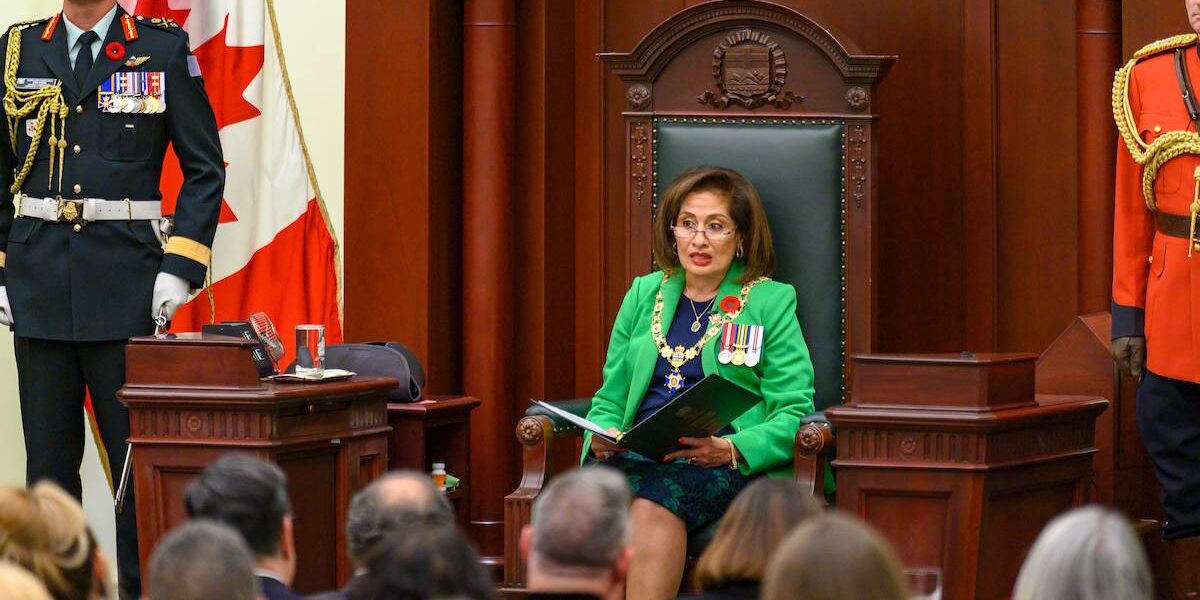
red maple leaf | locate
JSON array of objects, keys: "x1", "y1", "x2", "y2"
[
  {"x1": 193, "y1": 16, "x2": 265, "y2": 131},
  {"x1": 131, "y1": 0, "x2": 191, "y2": 29},
  {"x1": 138, "y1": 9, "x2": 265, "y2": 223}
]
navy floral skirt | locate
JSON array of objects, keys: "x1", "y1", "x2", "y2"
[{"x1": 587, "y1": 452, "x2": 754, "y2": 533}]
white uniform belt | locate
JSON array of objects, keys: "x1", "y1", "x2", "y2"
[{"x1": 18, "y1": 197, "x2": 162, "y2": 222}]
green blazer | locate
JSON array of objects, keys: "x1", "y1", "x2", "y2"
[{"x1": 582, "y1": 261, "x2": 816, "y2": 479}]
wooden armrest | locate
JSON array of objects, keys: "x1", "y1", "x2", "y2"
[
  {"x1": 794, "y1": 411, "x2": 835, "y2": 507},
  {"x1": 505, "y1": 412, "x2": 587, "y2": 586}
]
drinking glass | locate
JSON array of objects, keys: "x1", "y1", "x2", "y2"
[
  {"x1": 904, "y1": 567, "x2": 941, "y2": 600},
  {"x1": 295, "y1": 324, "x2": 326, "y2": 377}
]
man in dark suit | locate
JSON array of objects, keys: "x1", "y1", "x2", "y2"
[
  {"x1": 0, "y1": 1, "x2": 223, "y2": 596},
  {"x1": 521, "y1": 466, "x2": 632, "y2": 600},
  {"x1": 310, "y1": 470, "x2": 455, "y2": 600},
  {"x1": 184, "y1": 455, "x2": 303, "y2": 600}
]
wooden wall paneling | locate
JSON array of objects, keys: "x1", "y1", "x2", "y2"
[
  {"x1": 464, "y1": 0, "x2": 517, "y2": 560},
  {"x1": 962, "y1": 0, "x2": 999, "y2": 352},
  {"x1": 787, "y1": 0, "x2": 967, "y2": 353},
  {"x1": 1076, "y1": 0, "x2": 1120, "y2": 316},
  {"x1": 996, "y1": 0, "x2": 1079, "y2": 353},
  {"x1": 574, "y1": 0, "x2": 606, "y2": 396},
  {"x1": 1122, "y1": 0, "x2": 1189, "y2": 57},
  {"x1": 514, "y1": 0, "x2": 579, "y2": 439},
  {"x1": 344, "y1": 0, "x2": 462, "y2": 394},
  {"x1": 602, "y1": 0, "x2": 685, "y2": 57}
]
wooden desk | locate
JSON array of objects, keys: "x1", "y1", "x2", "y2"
[
  {"x1": 387, "y1": 395, "x2": 480, "y2": 527},
  {"x1": 830, "y1": 354, "x2": 1107, "y2": 600},
  {"x1": 119, "y1": 335, "x2": 394, "y2": 594}
]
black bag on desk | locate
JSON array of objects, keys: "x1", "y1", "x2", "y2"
[{"x1": 289, "y1": 342, "x2": 425, "y2": 402}]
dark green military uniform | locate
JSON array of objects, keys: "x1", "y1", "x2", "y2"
[{"x1": 0, "y1": 5, "x2": 224, "y2": 596}]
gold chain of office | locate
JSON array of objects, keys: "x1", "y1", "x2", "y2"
[
  {"x1": 3, "y1": 19, "x2": 70, "y2": 195},
  {"x1": 650, "y1": 276, "x2": 766, "y2": 369}
]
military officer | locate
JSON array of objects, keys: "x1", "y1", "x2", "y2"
[
  {"x1": 1112, "y1": 6, "x2": 1200, "y2": 597},
  {"x1": 0, "y1": 0, "x2": 224, "y2": 596}
]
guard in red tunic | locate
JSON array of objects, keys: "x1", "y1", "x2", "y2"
[{"x1": 1112, "y1": 27, "x2": 1200, "y2": 599}]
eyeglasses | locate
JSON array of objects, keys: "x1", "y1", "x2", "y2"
[{"x1": 672, "y1": 223, "x2": 737, "y2": 240}]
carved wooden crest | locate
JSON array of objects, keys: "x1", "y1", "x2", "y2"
[{"x1": 698, "y1": 29, "x2": 803, "y2": 109}]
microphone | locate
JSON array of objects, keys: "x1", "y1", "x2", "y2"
[{"x1": 249, "y1": 312, "x2": 285, "y2": 372}]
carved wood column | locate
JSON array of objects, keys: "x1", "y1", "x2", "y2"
[
  {"x1": 1077, "y1": 0, "x2": 1121, "y2": 314},
  {"x1": 463, "y1": 0, "x2": 516, "y2": 561}
]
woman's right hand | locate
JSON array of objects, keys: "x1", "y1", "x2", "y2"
[{"x1": 591, "y1": 428, "x2": 625, "y2": 460}]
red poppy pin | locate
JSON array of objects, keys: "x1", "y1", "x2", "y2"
[
  {"x1": 105, "y1": 42, "x2": 126, "y2": 62},
  {"x1": 720, "y1": 296, "x2": 741, "y2": 314}
]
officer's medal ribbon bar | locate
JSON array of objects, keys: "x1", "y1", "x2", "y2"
[{"x1": 98, "y1": 71, "x2": 167, "y2": 114}]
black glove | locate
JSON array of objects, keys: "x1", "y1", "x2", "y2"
[{"x1": 1111, "y1": 336, "x2": 1146, "y2": 379}]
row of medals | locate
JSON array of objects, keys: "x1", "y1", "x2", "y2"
[
  {"x1": 103, "y1": 95, "x2": 164, "y2": 114},
  {"x1": 718, "y1": 323, "x2": 762, "y2": 367},
  {"x1": 654, "y1": 278, "x2": 766, "y2": 393}
]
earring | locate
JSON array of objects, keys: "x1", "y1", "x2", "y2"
[{"x1": 736, "y1": 245, "x2": 744, "y2": 258}]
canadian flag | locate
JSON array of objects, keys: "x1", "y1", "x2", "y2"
[{"x1": 119, "y1": 0, "x2": 343, "y2": 366}]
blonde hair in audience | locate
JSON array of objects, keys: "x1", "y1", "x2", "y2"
[
  {"x1": 762, "y1": 511, "x2": 907, "y2": 600},
  {"x1": 0, "y1": 482, "x2": 103, "y2": 600},
  {"x1": 1012, "y1": 505, "x2": 1152, "y2": 600},
  {"x1": 694, "y1": 478, "x2": 820, "y2": 590},
  {"x1": 0, "y1": 562, "x2": 54, "y2": 600}
]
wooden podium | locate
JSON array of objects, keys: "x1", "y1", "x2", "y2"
[
  {"x1": 118, "y1": 334, "x2": 395, "y2": 594},
  {"x1": 828, "y1": 354, "x2": 1107, "y2": 600}
]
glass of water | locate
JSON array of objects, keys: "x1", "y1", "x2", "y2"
[
  {"x1": 904, "y1": 567, "x2": 941, "y2": 600},
  {"x1": 295, "y1": 324, "x2": 325, "y2": 377}
]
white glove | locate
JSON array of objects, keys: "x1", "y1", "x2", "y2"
[
  {"x1": 151, "y1": 272, "x2": 190, "y2": 321},
  {"x1": 0, "y1": 286, "x2": 11, "y2": 327}
]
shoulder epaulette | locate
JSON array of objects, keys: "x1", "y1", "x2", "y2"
[
  {"x1": 1133, "y1": 33, "x2": 1198, "y2": 60},
  {"x1": 5, "y1": 16, "x2": 51, "y2": 35},
  {"x1": 134, "y1": 15, "x2": 182, "y2": 30}
]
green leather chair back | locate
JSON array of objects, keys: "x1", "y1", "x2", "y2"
[{"x1": 654, "y1": 118, "x2": 845, "y2": 411}]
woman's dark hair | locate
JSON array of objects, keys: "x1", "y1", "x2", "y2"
[
  {"x1": 694, "y1": 478, "x2": 821, "y2": 590},
  {"x1": 652, "y1": 166, "x2": 776, "y2": 283},
  {"x1": 348, "y1": 521, "x2": 493, "y2": 600}
]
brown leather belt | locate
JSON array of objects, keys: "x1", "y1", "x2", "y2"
[{"x1": 1155, "y1": 211, "x2": 1199, "y2": 242}]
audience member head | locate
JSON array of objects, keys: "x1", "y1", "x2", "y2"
[
  {"x1": 520, "y1": 466, "x2": 631, "y2": 596},
  {"x1": 347, "y1": 521, "x2": 492, "y2": 600},
  {"x1": 183, "y1": 454, "x2": 295, "y2": 583},
  {"x1": 345, "y1": 470, "x2": 453, "y2": 566},
  {"x1": 0, "y1": 481, "x2": 109, "y2": 600},
  {"x1": 695, "y1": 478, "x2": 821, "y2": 591},
  {"x1": 1012, "y1": 505, "x2": 1152, "y2": 600},
  {"x1": 0, "y1": 562, "x2": 54, "y2": 600},
  {"x1": 762, "y1": 511, "x2": 907, "y2": 600},
  {"x1": 146, "y1": 520, "x2": 257, "y2": 600}
]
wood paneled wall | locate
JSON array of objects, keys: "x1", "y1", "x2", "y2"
[
  {"x1": 345, "y1": 0, "x2": 463, "y2": 394},
  {"x1": 345, "y1": 0, "x2": 1166, "y2": 558},
  {"x1": 1124, "y1": 0, "x2": 1191, "y2": 57}
]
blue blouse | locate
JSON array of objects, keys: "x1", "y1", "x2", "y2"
[{"x1": 634, "y1": 294, "x2": 713, "y2": 426}]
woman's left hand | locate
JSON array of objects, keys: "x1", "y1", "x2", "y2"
[{"x1": 663, "y1": 436, "x2": 732, "y2": 467}]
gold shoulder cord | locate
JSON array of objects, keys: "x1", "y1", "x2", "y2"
[
  {"x1": 3, "y1": 20, "x2": 69, "y2": 195},
  {"x1": 1113, "y1": 34, "x2": 1200, "y2": 212}
]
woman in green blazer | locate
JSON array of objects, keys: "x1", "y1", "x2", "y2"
[{"x1": 584, "y1": 166, "x2": 815, "y2": 600}]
